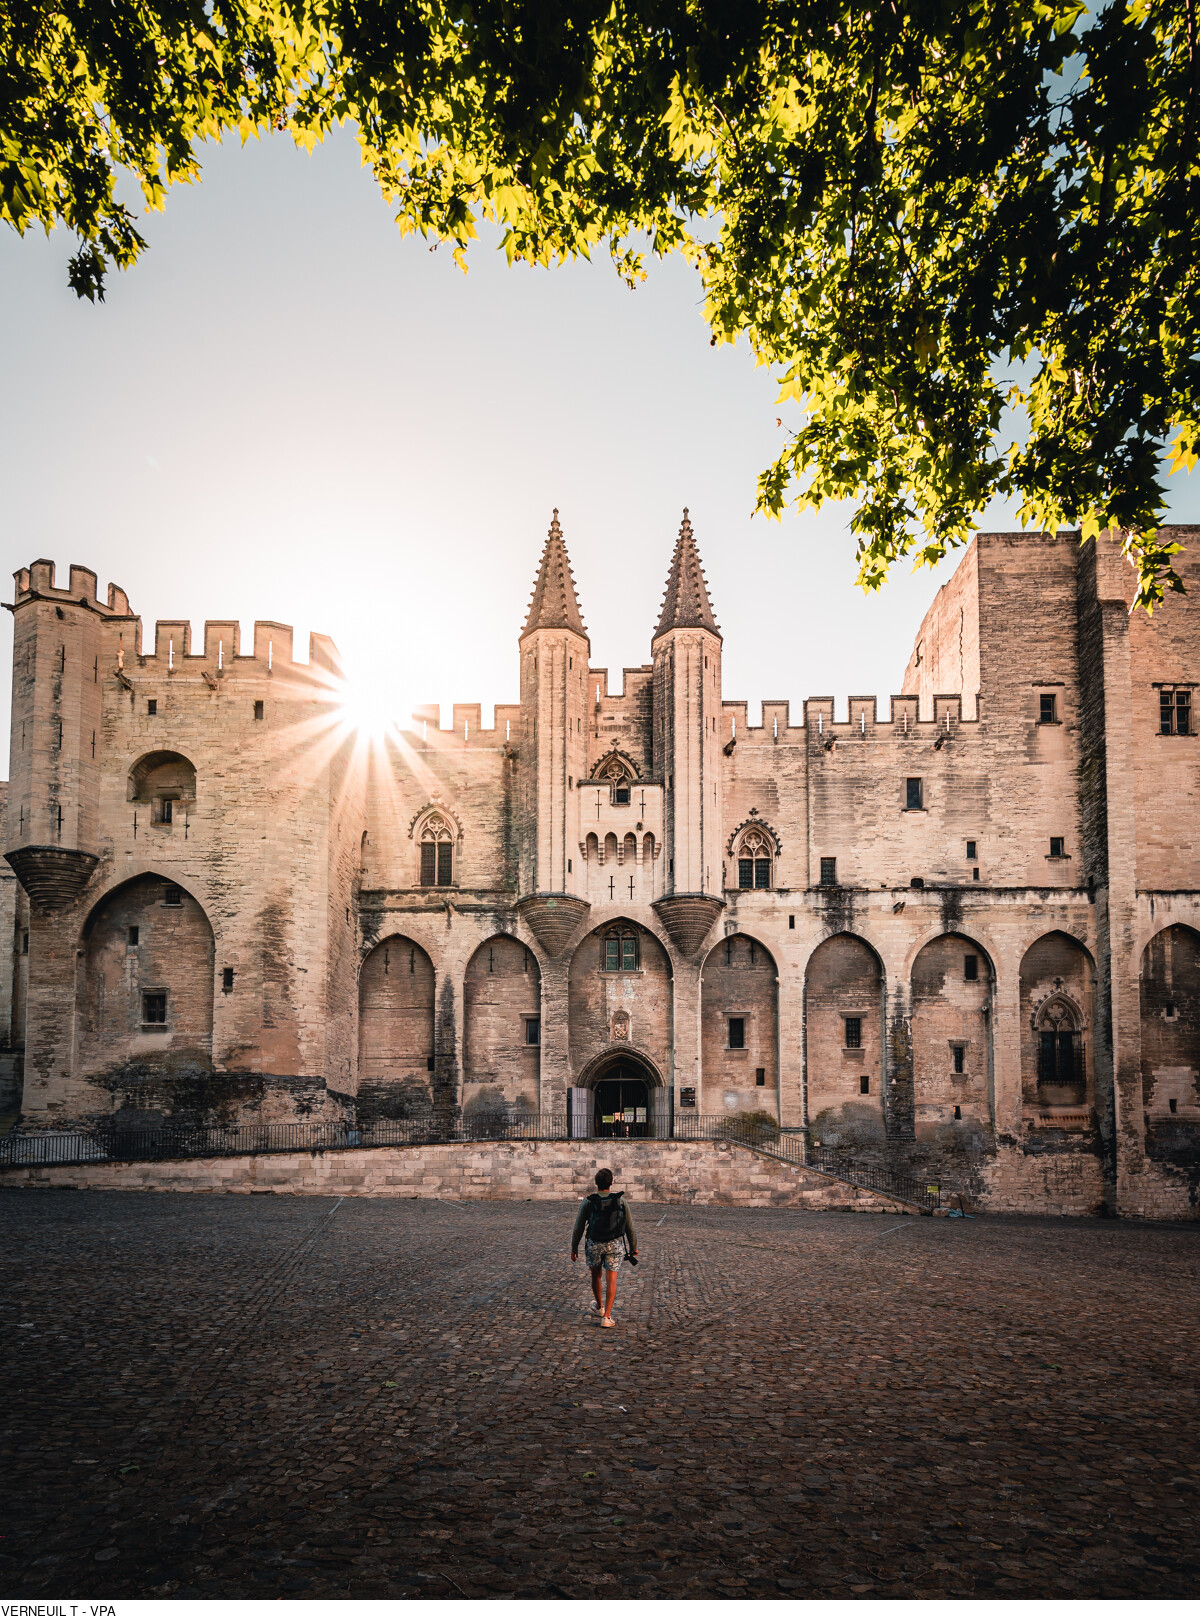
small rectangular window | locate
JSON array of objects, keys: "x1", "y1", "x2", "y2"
[
  {"x1": 436, "y1": 842, "x2": 453, "y2": 886},
  {"x1": 965, "y1": 840, "x2": 977, "y2": 860},
  {"x1": 964, "y1": 955, "x2": 979, "y2": 981},
  {"x1": 1039, "y1": 693, "x2": 1057, "y2": 723},
  {"x1": 953, "y1": 1044, "x2": 965, "y2": 1073},
  {"x1": 906, "y1": 777, "x2": 923, "y2": 810},
  {"x1": 859, "y1": 1075, "x2": 870, "y2": 1095},
  {"x1": 128, "y1": 926, "x2": 139, "y2": 947},
  {"x1": 420, "y1": 843, "x2": 436, "y2": 885},
  {"x1": 728, "y1": 1016, "x2": 746, "y2": 1050},
  {"x1": 972, "y1": 867, "x2": 980, "y2": 882},
  {"x1": 222, "y1": 967, "x2": 235, "y2": 993},
  {"x1": 738, "y1": 858, "x2": 754, "y2": 889},
  {"x1": 147, "y1": 698, "x2": 157, "y2": 716},
  {"x1": 160, "y1": 798, "x2": 173, "y2": 825},
  {"x1": 789, "y1": 915, "x2": 795, "y2": 929},
  {"x1": 253, "y1": 700, "x2": 264, "y2": 720},
  {"x1": 1050, "y1": 836, "x2": 1065, "y2": 858},
  {"x1": 426, "y1": 1055, "x2": 435, "y2": 1072},
  {"x1": 143, "y1": 992, "x2": 167, "y2": 1024},
  {"x1": 1160, "y1": 688, "x2": 1192, "y2": 734},
  {"x1": 614, "y1": 785, "x2": 631, "y2": 805},
  {"x1": 755, "y1": 1067, "x2": 766, "y2": 1086},
  {"x1": 754, "y1": 858, "x2": 771, "y2": 889},
  {"x1": 525, "y1": 1017, "x2": 540, "y2": 1046},
  {"x1": 819, "y1": 857, "x2": 837, "y2": 887},
  {"x1": 621, "y1": 936, "x2": 638, "y2": 971},
  {"x1": 163, "y1": 885, "x2": 182, "y2": 906},
  {"x1": 845, "y1": 1016, "x2": 862, "y2": 1049}
]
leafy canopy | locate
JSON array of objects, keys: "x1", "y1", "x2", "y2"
[{"x1": 3, "y1": 0, "x2": 1197, "y2": 603}]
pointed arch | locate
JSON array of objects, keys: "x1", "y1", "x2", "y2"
[
  {"x1": 909, "y1": 932, "x2": 994, "y2": 1134},
  {"x1": 1019, "y1": 931, "x2": 1095, "y2": 1112},
  {"x1": 568, "y1": 919, "x2": 672, "y2": 1084},
  {"x1": 358, "y1": 934, "x2": 435, "y2": 1118},
  {"x1": 463, "y1": 934, "x2": 541, "y2": 1115},
  {"x1": 701, "y1": 933, "x2": 778, "y2": 1115},
  {"x1": 1140, "y1": 924, "x2": 1200, "y2": 1121},
  {"x1": 804, "y1": 932, "x2": 885, "y2": 1144},
  {"x1": 77, "y1": 872, "x2": 214, "y2": 1077}
]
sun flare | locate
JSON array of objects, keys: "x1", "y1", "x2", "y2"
[{"x1": 334, "y1": 680, "x2": 408, "y2": 744}]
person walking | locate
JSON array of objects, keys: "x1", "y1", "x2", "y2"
[{"x1": 571, "y1": 1167, "x2": 637, "y2": 1327}]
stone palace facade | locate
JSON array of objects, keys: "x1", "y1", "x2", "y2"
[{"x1": 2, "y1": 517, "x2": 1198, "y2": 1217}]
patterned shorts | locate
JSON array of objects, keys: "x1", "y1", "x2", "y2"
[{"x1": 585, "y1": 1237, "x2": 624, "y2": 1272}]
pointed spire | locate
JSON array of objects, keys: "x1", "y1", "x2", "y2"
[
  {"x1": 521, "y1": 509, "x2": 589, "y2": 640},
  {"x1": 654, "y1": 508, "x2": 721, "y2": 640}
]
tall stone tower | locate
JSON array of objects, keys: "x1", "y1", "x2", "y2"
[
  {"x1": 5, "y1": 562, "x2": 131, "y2": 908},
  {"x1": 516, "y1": 512, "x2": 591, "y2": 954},
  {"x1": 651, "y1": 511, "x2": 725, "y2": 955}
]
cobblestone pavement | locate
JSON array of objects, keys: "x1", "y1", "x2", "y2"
[{"x1": 2, "y1": 1189, "x2": 1198, "y2": 1599}]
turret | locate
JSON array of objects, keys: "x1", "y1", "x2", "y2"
[
  {"x1": 516, "y1": 512, "x2": 592, "y2": 953},
  {"x1": 651, "y1": 511, "x2": 726, "y2": 954},
  {"x1": 5, "y1": 562, "x2": 134, "y2": 910}
]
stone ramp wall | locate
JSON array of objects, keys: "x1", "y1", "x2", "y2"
[{"x1": 0, "y1": 1138, "x2": 916, "y2": 1212}]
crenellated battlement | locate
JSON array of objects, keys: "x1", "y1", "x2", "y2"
[
  {"x1": 400, "y1": 704, "x2": 523, "y2": 746},
  {"x1": 137, "y1": 620, "x2": 340, "y2": 676},
  {"x1": 714, "y1": 693, "x2": 982, "y2": 744},
  {"x1": 12, "y1": 558, "x2": 343, "y2": 675},
  {"x1": 13, "y1": 559, "x2": 131, "y2": 617}
]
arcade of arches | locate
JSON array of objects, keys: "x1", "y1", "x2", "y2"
[{"x1": 347, "y1": 924, "x2": 1200, "y2": 1141}]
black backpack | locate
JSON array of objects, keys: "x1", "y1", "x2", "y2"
[{"x1": 587, "y1": 1192, "x2": 626, "y2": 1243}]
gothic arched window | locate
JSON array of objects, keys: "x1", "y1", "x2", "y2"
[
  {"x1": 1035, "y1": 998, "x2": 1084, "y2": 1088},
  {"x1": 594, "y1": 752, "x2": 636, "y2": 806},
  {"x1": 418, "y1": 811, "x2": 455, "y2": 887},
  {"x1": 734, "y1": 825, "x2": 775, "y2": 890}
]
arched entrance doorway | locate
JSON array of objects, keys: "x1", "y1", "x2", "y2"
[{"x1": 593, "y1": 1056, "x2": 654, "y2": 1138}]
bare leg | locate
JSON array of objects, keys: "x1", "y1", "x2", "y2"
[
  {"x1": 590, "y1": 1265, "x2": 603, "y2": 1308},
  {"x1": 603, "y1": 1268, "x2": 618, "y2": 1318}
]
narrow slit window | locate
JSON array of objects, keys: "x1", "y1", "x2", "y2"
[
  {"x1": 906, "y1": 777, "x2": 923, "y2": 810},
  {"x1": 845, "y1": 1016, "x2": 862, "y2": 1049},
  {"x1": 222, "y1": 967, "x2": 235, "y2": 992}
]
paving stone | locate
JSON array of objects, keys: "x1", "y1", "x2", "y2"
[{"x1": 1, "y1": 1191, "x2": 1198, "y2": 1597}]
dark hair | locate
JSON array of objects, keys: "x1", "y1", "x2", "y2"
[{"x1": 595, "y1": 1168, "x2": 614, "y2": 1190}]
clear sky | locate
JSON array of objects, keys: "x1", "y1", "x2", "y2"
[{"x1": 1, "y1": 126, "x2": 1196, "y2": 777}]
